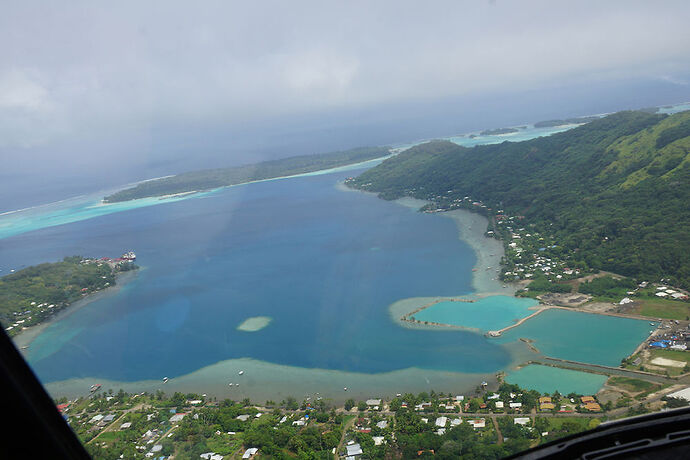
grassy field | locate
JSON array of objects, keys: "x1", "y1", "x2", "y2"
[
  {"x1": 608, "y1": 377, "x2": 657, "y2": 393},
  {"x1": 205, "y1": 434, "x2": 241, "y2": 455},
  {"x1": 94, "y1": 431, "x2": 121, "y2": 443},
  {"x1": 633, "y1": 298, "x2": 690, "y2": 320},
  {"x1": 634, "y1": 349, "x2": 690, "y2": 377},
  {"x1": 545, "y1": 417, "x2": 594, "y2": 431},
  {"x1": 649, "y1": 349, "x2": 690, "y2": 364}
]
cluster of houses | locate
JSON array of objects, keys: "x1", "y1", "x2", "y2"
[
  {"x1": 4, "y1": 300, "x2": 62, "y2": 332},
  {"x1": 538, "y1": 395, "x2": 600, "y2": 412},
  {"x1": 619, "y1": 281, "x2": 689, "y2": 307},
  {"x1": 431, "y1": 415, "x2": 483, "y2": 435},
  {"x1": 579, "y1": 396, "x2": 602, "y2": 412},
  {"x1": 502, "y1": 230, "x2": 577, "y2": 283},
  {"x1": 653, "y1": 285, "x2": 689, "y2": 301}
]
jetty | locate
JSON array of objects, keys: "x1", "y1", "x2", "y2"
[
  {"x1": 400, "y1": 297, "x2": 475, "y2": 327},
  {"x1": 485, "y1": 307, "x2": 551, "y2": 337},
  {"x1": 486, "y1": 304, "x2": 662, "y2": 338}
]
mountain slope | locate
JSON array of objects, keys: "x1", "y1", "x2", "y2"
[{"x1": 350, "y1": 110, "x2": 690, "y2": 288}]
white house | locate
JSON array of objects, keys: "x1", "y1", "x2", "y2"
[
  {"x1": 170, "y1": 413, "x2": 186, "y2": 423},
  {"x1": 467, "y1": 419, "x2": 485, "y2": 429},
  {"x1": 346, "y1": 443, "x2": 363, "y2": 456},
  {"x1": 242, "y1": 447, "x2": 258, "y2": 459}
]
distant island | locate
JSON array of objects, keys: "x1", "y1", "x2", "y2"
[
  {"x1": 480, "y1": 127, "x2": 519, "y2": 135},
  {"x1": 533, "y1": 116, "x2": 600, "y2": 128},
  {"x1": 1, "y1": 254, "x2": 138, "y2": 337},
  {"x1": 347, "y1": 109, "x2": 690, "y2": 291},
  {"x1": 103, "y1": 146, "x2": 391, "y2": 203}
]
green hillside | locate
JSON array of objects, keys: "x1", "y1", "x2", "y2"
[{"x1": 349, "y1": 111, "x2": 690, "y2": 288}]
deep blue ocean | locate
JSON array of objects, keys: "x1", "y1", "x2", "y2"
[{"x1": 4, "y1": 169, "x2": 515, "y2": 383}]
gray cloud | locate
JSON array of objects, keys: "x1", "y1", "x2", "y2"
[{"x1": 0, "y1": 0, "x2": 689, "y2": 149}]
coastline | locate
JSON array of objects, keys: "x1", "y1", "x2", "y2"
[
  {"x1": 338, "y1": 181, "x2": 526, "y2": 333},
  {"x1": 12, "y1": 269, "x2": 139, "y2": 351},
  {"x1": 0, "y1": 155, "x2": 395, "y2": 242},
  {"x1": 42, "y1": 356, "x2": 502, "y2": 404},
  {"x1": 395, "y1": 198, "x2": 513, "y2": 295},
  {"x1": 103, "y1": 154, "x2": 395, "y2": 205},
  {"x1": 388, "y1": 196, "x2": 524, "y2": 330}
]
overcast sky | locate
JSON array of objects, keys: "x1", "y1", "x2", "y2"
[{"x1": 1, "y1": 0, "x2": 690, "y2": 202}]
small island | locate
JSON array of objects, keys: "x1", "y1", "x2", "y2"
[
  {"x1": 533, "y1": 116, "x2": 600, "y2": 128},
  {"x1": 480, "y1": 127, "x2": 519, "y2": 136},
  {"x1": 1, "y1": 254, "x2": 138, "y2": 338},
  {"x1": 103, "y1": 146, "x2": 391, "y2": 203},
  {"x1": 236, "y1": 316, "x2": 272, "y2": 332}
]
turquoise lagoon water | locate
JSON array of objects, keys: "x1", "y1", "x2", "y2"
[
  {"x1": 506, "y1": 364, "x2": 608, "y2": 395},
  {"x1": 412, "y1": 296, "x2": 538, "y2": 332},
  {"x1": 496, "y1": 309, "x2": 657, "y2": 367}
]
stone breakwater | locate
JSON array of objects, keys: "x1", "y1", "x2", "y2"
[{"x1": 400, "y1": 297, "x2": 475, "y2": 328}]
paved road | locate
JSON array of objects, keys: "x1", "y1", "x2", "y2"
[{"x1": 535, "y1": 357, "x2": 678, "y2": 384}]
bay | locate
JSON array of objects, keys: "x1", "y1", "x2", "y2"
[{"x1": 6, "y1": 169, "x2": 514, "y2": 385}]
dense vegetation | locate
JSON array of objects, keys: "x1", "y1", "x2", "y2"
[
  {"x1": 104, "y1": 146, "x2": 391, "y2": 202},
  {"x1": 525, "y1": 276, "x2": 572, "y2": 295},
  {"x1": 350, "y1": 110, "x2": 690, "y2": 288},
  {"x1": 579, "y1": 276, "x2": 638, "y2": 299},
  {"x1": 0, "y1": 256, "x2": 136, "y2": 335}
]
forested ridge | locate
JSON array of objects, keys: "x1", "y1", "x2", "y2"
[
  {"x1": 104, "y1": 146, "x2": 391, "y2": 202},
  {"x1": 350, "y1": 110, "x2": 690, "y2": 288}
]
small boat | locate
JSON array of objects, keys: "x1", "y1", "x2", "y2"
[
  {"x1": 162, "y1": 377, "x2": 168, "y2": 384},
  {"x1": 650, "y1": 322, "x2": 655, "y2": 326},
  {"x1": 343, "y1": 387, "x2": 348, "y2": 391},
  {"x1": 238, "y1": 370, "x2": 244, "y2": 375},
  {"x1": 90, "y1": 384, "x2": 101, "y2": 393},
  {"x1": 228, "y1": 383, "x2": 233, "y2": 386}
]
